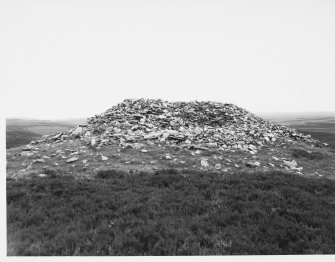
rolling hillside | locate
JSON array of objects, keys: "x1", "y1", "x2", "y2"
[
  {"x1": 260, "y1": 112, "x2": 335, "y2": 146},
  {"x1": 6, "y1": 101, "x2": 335, "y2": 255},
  {"x1": 6, "y1": 118, "x2": 86, "y2": 149}
]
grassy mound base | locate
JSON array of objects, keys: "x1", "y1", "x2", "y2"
[{"x1": 7, "y1": 170, "x2": 335, "y2": 255}]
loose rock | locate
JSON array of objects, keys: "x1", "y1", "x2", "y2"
[
  {"x1": 283, "y1": 160, "x2": 298, "y2": 169},
  {"x1": 201, "y1": 159, "x2": 209, "y2": 167},
  {"x1": 66, "y1": 157, "x2": 79, "y2": 163},
  {"x1": 245, "y1": 161, "x2": 261, "y2": 168},
  {"x1": 73, "y1": 127, "x2": 83, "y2": 138},
  {"x1": 33, "y1": 99, "x2": 322, "y2": 154},
  {"x1": 215, "y1": 163, "x2": 221, "y2": 170},
  {"x1": 34, "y1": 159, "x2": 45, "y2": 163}
]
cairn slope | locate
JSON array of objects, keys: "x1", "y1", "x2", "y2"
[
  {"x1": 6, "y1": 99, "x2": 335, "y2": 256},
  {"x1": 68, "y1": 99, "x2": 321, "y2": 151},
  {"x1": 6, "y1": 99, "x2": 334, "y2": 180}
]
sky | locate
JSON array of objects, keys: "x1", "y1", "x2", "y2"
[{"x1": 1, "y1": 0, "x2": 335, "y2": 119}]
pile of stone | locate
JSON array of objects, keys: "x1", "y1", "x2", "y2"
[{"x1": 36, "y1": 99, "x2": 322, "y2": 152}]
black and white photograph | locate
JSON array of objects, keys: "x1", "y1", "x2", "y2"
[{"x1": 1, "y1": 0, "x2": 335, "y2": 258}]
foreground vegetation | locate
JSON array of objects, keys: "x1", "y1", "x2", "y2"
[{"x1": 7, "y1": 169, "x2": 335, "y2": 255}]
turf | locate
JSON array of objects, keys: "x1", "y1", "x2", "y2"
[
  {"x1": 7, "y1": 169, "x2": 335, "y2": 255},
  {"x1": 6, "y1": 130, "x2": 41, "y2": 149}
]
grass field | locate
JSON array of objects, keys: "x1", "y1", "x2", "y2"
[
  {"x1": 6, "y1": 114, "x2": 335, "y2": 255},
  {"x1": 7, "y1": 169, "x2": 335, "y2": 255},
  {"x1": 6, "y1": 129, "x2": 41, "y2": 149}
]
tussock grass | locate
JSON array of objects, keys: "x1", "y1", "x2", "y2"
[
  {"x1": 7, "y1": 169, "x2": 335, "y2": 255},
  {"x1": 96, "y1": 169, "x2": 128, "y2": 179},
  {"x1": 292, "y1": 148, "x2": 326, "y2": 160}
]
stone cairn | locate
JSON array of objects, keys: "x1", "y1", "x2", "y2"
[{"x1": 35, "y1": 99, "x2": 323, "y2": 155}]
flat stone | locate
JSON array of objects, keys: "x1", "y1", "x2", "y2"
[
  {"x1": 283, "y1": 160, "x2": 298, "y2": 169},
  {"x1": 66, "y1": 157, "x2": 79, "y2": 163},
  {"x1": 245, "y1": 161, "x2": 261, "y2": 168},
  {"x1": 20, "y1": 151, "x2": 34, "y2": 157},
  {"x1": 51, "y1": 133, "x2": 63, "y2": 140},
  {"x1": 201, "y1": 159, "x2": 209, "y2": 167}
]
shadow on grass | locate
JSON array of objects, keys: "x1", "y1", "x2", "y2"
[{"x1": 7, "y1": 169, "x2": 335, "y2": 255}]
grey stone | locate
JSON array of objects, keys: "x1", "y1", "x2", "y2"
[
  {"x1": 66, "y1": 157, "x2": 79, "y2": 163},
  {"x1": 283, "y1": 160, "x2": 298, "y2": 169},
  {"x1": 201, "y1": 159, "x2": 209, "y2": 167},
  {"x1": 73, "y1": 127, "x2": 83, "y2": 138},
  {"x1": 245, "y1": 161, "x2": 261, "y2": 168}
]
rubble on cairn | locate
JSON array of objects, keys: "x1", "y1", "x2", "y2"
[{"x1": 34, "y1": 99, "x2": 323, "y2": 152}]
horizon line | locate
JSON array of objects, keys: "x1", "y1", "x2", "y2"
[{"x1": 5, "y1": 111, "x2": 335, "y2": 121}]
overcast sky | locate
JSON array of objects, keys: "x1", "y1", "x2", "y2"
[{"x1": 1, "y1": 0, "x2": 335, "y2": 119}]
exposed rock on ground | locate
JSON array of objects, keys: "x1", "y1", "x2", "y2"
[
  {"x1": 6, "y1": 99, "x2": 334, "y2": 180},
  {"x1": 34, "y1": 99, "x2": 324, "y2": 151}
]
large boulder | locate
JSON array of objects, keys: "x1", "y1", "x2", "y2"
[{"x1": 72, "y1": 127, "x2": 83, "y2": 138}]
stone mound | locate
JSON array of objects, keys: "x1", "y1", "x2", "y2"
[{"x1": 37, "y1": 99, "x2": 322, "y2": 154}]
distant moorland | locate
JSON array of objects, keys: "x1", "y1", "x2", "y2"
[
  {"x1": 6, "y1": 118, "x2": 86, "y2": 149},
  {"x1": 260, "y1": 112, "x2": 335, "y2": 146},
  {"x1": 6, "y1": 113, "x2": 334, "y2": 149},
  {"x1": 6, "y1": 108, "x2": 335, "y2": 255}
]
